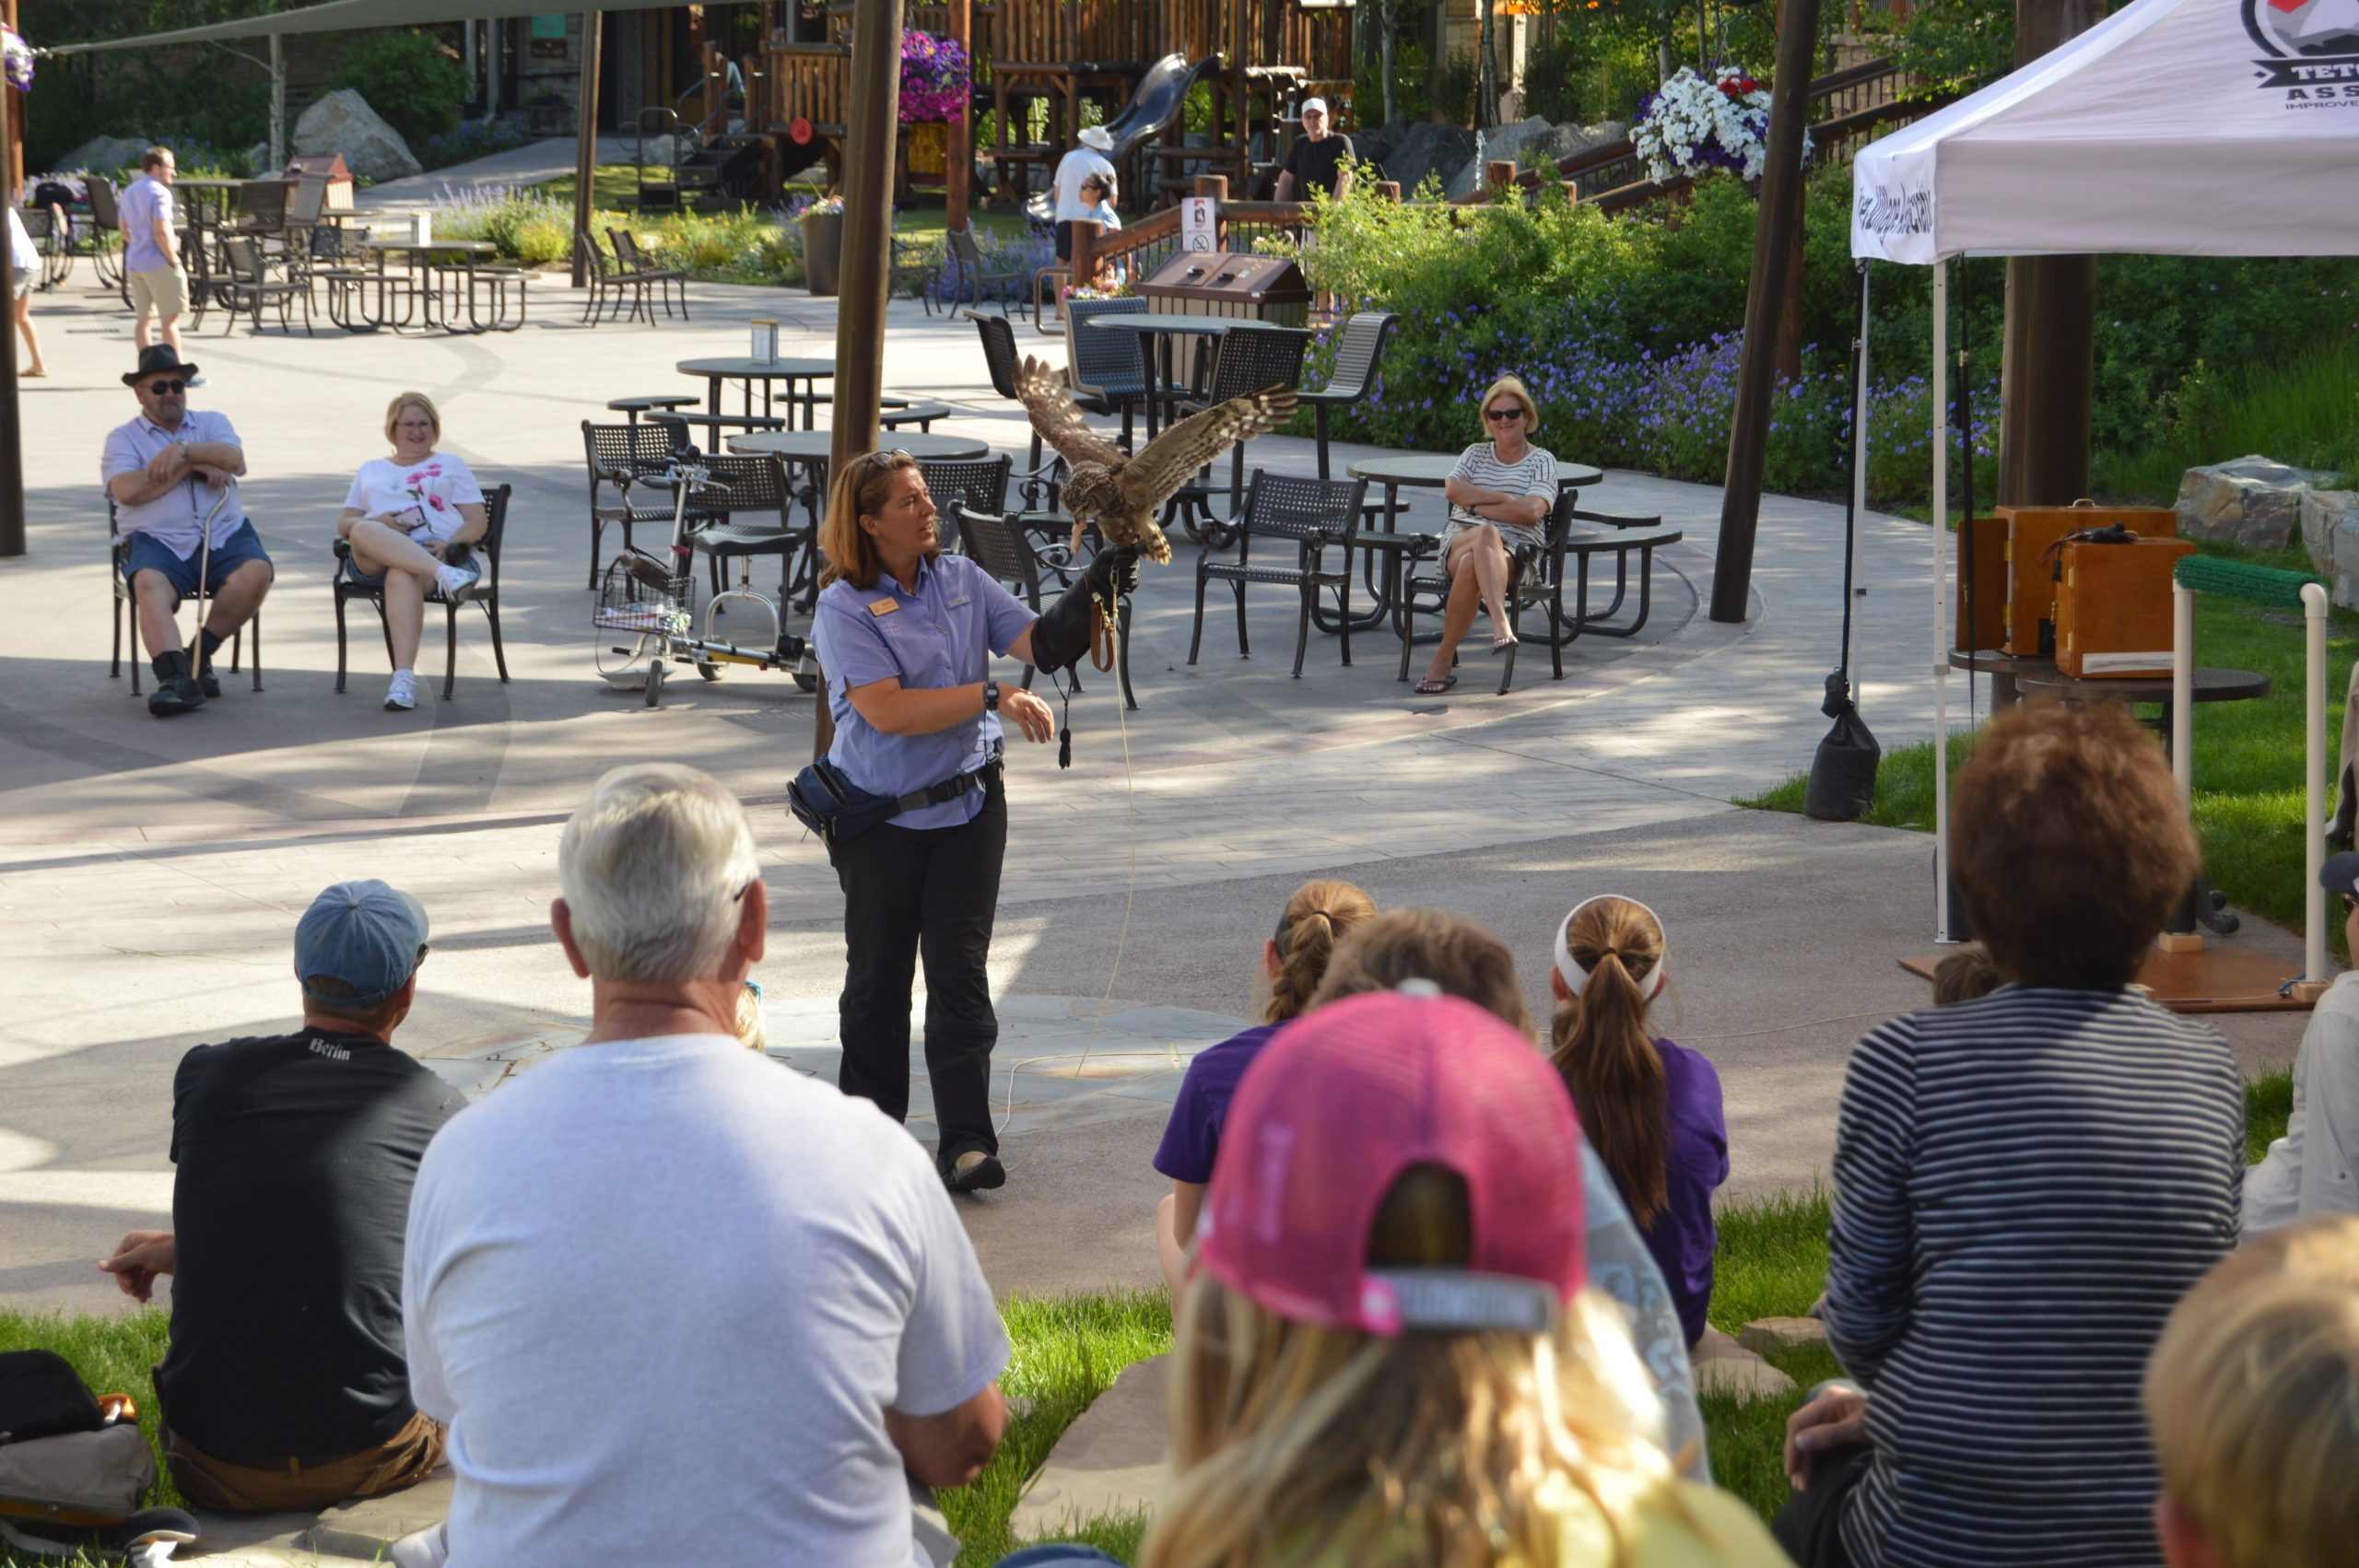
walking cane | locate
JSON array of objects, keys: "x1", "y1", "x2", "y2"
[{"x1": 186, "y1": 484, "x2": 235, "y2": 687}]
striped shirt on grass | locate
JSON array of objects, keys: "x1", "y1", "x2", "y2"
[{"x1": 1825, "y1": 988, "x2": 2243, "y2": 1568}]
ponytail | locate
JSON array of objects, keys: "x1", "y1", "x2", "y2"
[
  {"x1": 1265, "y1": 880, "x2": 1376, "y2": 1023},
  {"x1": 1548, "y1": 898, "x2": 1671, "y2": 1227}
]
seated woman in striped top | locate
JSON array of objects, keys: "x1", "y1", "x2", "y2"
[
  {"x1": 1414, "y1": 374, "x2": 1556, "y2": 696},
  {"x1": 1775, "y1": 699, "x2": 2246, "y2": 1568}
]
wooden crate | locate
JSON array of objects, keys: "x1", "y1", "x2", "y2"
[
  {"x1": 2055, "y1": 535, "x2": 2197, "y2": 677},
  {"x1": 2001, "y1": 503, "x2": 2177, "y2": 658}
]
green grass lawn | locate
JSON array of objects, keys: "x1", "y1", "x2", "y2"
[
  {"x1": 1745, "y1": 538, "x2": 2356, "y2": 950},
  {"x1": 0, "y1": 1081, "x2": 2294, "y2": 1563}
]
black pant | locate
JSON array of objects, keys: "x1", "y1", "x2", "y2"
[
  {"x1": 828, "y1": 768, "x2": 1005, "y2": 1165},
  {"x1": 1771, "y1": 1442, "x2": 1870, "y2": 1568}
]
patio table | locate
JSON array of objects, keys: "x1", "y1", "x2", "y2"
[
  {"x1": 1085, "y1": 313, "x2": 1312, "y2": 435},
  {"x1": 727, "y1": 428, "x2": 992, "y2": 528},
  {"x1": 677, "y1": 357, "x2": 837, "y2": 428},
  {"x1": 349, "y1": 239, "x2": 519, "y2": 333}
]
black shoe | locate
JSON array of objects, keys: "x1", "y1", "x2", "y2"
[
  {"x1": 147, "y1": 673, "x2": 205, "y2": 717},
  {"x1": 943, "y1": 1150, "x2": 1005, "y2": 1192}
]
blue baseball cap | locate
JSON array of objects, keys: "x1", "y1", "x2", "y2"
[{"x1": 295, "y1": 880, "x2": 429, "y2": 1007}]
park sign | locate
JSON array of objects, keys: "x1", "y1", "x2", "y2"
[{"x1": 1850, "y1": 0, "x2": 2359, "y2": 263}]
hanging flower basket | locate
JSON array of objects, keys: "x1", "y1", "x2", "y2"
[
  {"x1": 2, "y1": 27, "x2": 34, "y2": 93},
  {"x1": 899, "y1": 30, "x2": 969, "y2": 124},
  {"x1": 1632, "y1": 66, "x2": 1808, "y2": 184}
]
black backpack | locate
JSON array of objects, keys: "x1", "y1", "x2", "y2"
[{"x1": 0, "y1": 1351, "x2": 105, "y2": 1447}]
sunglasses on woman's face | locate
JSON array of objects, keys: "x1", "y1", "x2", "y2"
[{"x1": 1485, "y1": 405, "x2": 1523, "y2": 423}]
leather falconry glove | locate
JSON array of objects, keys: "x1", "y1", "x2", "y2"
[{"x1": 1030, "y1": 544, "x2": 1141, "y2": 674}]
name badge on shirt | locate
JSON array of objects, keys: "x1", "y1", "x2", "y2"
[
  {"x1": 868, "y1": 598, "x2": 900, "y2": 617},
  {"x1": 947, "y1": 594, "x2": 972, "y2": 608}
]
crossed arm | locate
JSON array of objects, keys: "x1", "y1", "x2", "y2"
[
  {"x1": 107, "y1": 439, "x2": 245, "y2": 507},
  {"x1": 1442, "y1": 475, "x2": 1549, "y2": 526},
  {"x1": 842, "y1": 623, "x2": 1056, "y2": 744}
]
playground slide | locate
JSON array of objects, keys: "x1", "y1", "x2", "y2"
[{"x1": 1101, "y1": 54, "x2": 1225, "y2": 195}]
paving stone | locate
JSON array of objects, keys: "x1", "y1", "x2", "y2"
[
  {"x1": 1007, "y1": 1352, "x2": 1169, "y2": 1540},
  {"x1": 1692, "y1": 1326, "x2": 1799, "y2": 1400},
  {"x1": 1738, "y1": 1316, "x2": 1829, "y2": 1356}
]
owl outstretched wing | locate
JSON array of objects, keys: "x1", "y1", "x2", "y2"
[
  {"x1": 1116, "y1": 385, "x2": 1298, "y2": 511},
  {"x1": 1015, "y1": 355, "x2": 1130, "y2": 471}
]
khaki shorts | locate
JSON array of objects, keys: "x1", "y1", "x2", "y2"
[
  {"x1": 127, "y1": 265, "x2": 189, "y2": 319},
  {"x1": 161, "y1": 1408, "x2": 446, "y2": 1514}
]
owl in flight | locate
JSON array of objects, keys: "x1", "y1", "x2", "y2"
[{"x1": 1015, "y1": 355, "x2": 1297, "y2": 565}]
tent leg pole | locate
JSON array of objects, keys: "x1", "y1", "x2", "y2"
[
  {"x1": 2172, "y1": 583, "x2": 2194, "y2": 808},
  {"x1": 1932, "y1": 258, "x2": 1951, "y2": 943},
  {"x1": 2308, "y1": 581, "x2": 2330, "y2": 987}
]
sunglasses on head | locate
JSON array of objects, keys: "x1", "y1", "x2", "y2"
[
  {"x1": 1485, "y1": 404, "x2": 1524, "y2": 422},
  {"x1": 855, "y1": 448, "x2": 915, "y2": 474},
  {"x1": 145, "y1": 379, "x2": 187, "y2": 395}
]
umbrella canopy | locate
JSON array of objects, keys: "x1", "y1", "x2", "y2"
[{"x1": 1851, "y1": 0, "x2": 2359, "y2": 263}]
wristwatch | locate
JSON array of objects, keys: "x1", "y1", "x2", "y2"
[{"x1": 982, "y1": 680, "x2": 1001, "y2": 712}]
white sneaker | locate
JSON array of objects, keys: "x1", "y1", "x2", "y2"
[
  {"x1": 384, "y1": 670, "x2": 418, "y2": 711},
  {"x1": 434, "y1": 558, "x2": 481, "y2": 598}
]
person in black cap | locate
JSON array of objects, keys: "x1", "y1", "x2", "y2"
[
  {"x1": 100, "y1": 345, "x2": 273, "y2": 717},
  {"x1": 99, "y1": 879, "x2": 464, "y2": 1512},
  {"x1": 2248, "y1": 851, "x2": 2359, "y2": 1234}
]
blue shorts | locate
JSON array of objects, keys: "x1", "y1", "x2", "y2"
[{"x1": 123, "y1": 521, "x2": 273, "y2": 607}]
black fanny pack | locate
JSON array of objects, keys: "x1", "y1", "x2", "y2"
[{"x1": 787, "y1": 755, "x2": 998, "y2": 846}]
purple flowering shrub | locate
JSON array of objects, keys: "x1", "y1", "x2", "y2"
[{"x1": 900, "y1": 31, "x2": 970, "y2": 124}]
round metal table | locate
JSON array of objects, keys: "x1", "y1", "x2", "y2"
[
  {"x1": 608, "y1": 393, "x2": 700, "y2": 427},
  {"x1": 727, "y1": 430, "x2": 989, "y2": 463},
  {"x1": 1085, "y1": 313, "x2": 1312, "y2": 432},
  {"x1": 677, "y1": 357, "x2": 838, "y2": 427}
]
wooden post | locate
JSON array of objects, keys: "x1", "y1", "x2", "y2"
[
  {"x1": 819, "y1": 0, "x2": 907, "y2": 762},
  {"x1": 2, "y1": 0, "x2": 19, "y2": 201},
  {"x1": 268, "y1": 32, "x2": 287, "y2": 171},
  {"x1": 1998, "y1": 0, "x2": 2103, "y2": 506},
  {"x1": 0, "y1": 62, "x2": 20, "y2": 560},
  {"x1": 945, "y1": 0, "x2": 972, "y2": 231},
  {"x1": 1484, "y1": 158, "x2": 1512, "y2": 201},
  {"x1": 1776, "y1": 190, "x2": 1805, "y2": 383},
  {"x1": 1377, "y1": 180, "x2": 1402, "y2": 201},
  {"x1": 1072, "y1": 217, "x2": 1098, "y2": 292},
  {"x1": 1707, "y1": 0, "x2": 1819, "y2": 624},
  {"x1": 570, "y1": 12, "x2": 604, "y2": 288}
]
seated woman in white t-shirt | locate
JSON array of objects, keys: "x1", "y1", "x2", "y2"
[
  {"x1": 1414, "y1": 374, "x2": 1556, "y2": 696},
  {"x1": 337, "y1": 392, "x2": 487, "y2": 711}
]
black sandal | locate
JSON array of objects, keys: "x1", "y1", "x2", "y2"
[{"x1": 1414, "y1": 674, "x2": 1458, "y2": 695}]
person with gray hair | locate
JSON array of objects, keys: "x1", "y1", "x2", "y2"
[{"x1": 402, "y1": 764, "x2": 1009, "y2": 1568}]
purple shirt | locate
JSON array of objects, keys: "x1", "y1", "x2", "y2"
[
  {"x1": 1153, "y1": 1024, "x2": 1282, "y2": 1184},
  {"x1": 1625, "y1": 1039, "x2": 1729, "y2": 1347},
  {"x1": 118, "y1": 175, "x2": 179, "y2": 275}
]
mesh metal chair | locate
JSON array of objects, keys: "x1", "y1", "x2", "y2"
[
  {"x1": 945, "y1": 227, "x2": 1027, "y2": 319},
  {"x1": 682, "y1": 452, "x2": 810, "y2": 611},
  {"x1": 109, "y1": 500, "x2": 261, "y2": 696},
  {"x1": 967, "y1": 309, "x2": 1062, "y2": 507},
  {"x1": 1169, "y1": 323, "x2": 1309, "y2": 540},
  {"x1": 216, "y1": 236, "x2": 312, "y2": 334},
  {"x1": 920, "y1": 455, "x2": 1011, "y2": 554},
  {"x1": 232, "y1": 179, "x2": 288, "y2": 236},
  {"x1": 608, "y1": 228, "x2": 688, "y2": 321},
  {"x1": 578, "y1": 229, "x2": 651, "y2": 324},
  {"x1": 309, "y1": 223, "x2": 377, "y2": 326},
  {"x1": 581, "y1": 420, "x2": 681, "y2": 588},
  {"x1": 334, "y1": 485, "x2": 513, "y2": 701},
  {"x1": 1063, "y1": 296, "x2": 1156, "y2": 451},
  {"x1": 1298, "y1": 311, "x2": 1399, "y2": 480},
  {"x1": 1189, "y1": 471, "x2": 1368, "y2": 678},
  {"x1": 80, "y1": 177, "x2": 126, "y2": 286}
]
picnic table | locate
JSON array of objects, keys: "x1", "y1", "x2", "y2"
[{"x1": 346, "y1": 239, "x2": 524, "y2": 333}]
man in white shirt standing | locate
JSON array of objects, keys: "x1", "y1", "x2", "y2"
[
  {"x1": 101, "y1": 346, "x2": 273, "y2": 717},
  {"x1": 2248, "y1": 851, "x2": 2359, "y2": 1233},
  {"x1": 1049, "y1": 125, "x2": 1116, "y2": 272},
  {"x1": 116, "y1": 146, "x2": 194, "y2": 364},
  {"x1": 404, "y1": 763, "x2": 1009, "y2": 1568}
]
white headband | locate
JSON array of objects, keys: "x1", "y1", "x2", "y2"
[{"x1": 1554, "y1": 896, "x2": 1669, "y2": 1002}]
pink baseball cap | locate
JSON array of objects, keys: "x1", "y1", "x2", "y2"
[{"x1": 1195, "y1": 989, "x2": 1586, "y2": 1336}]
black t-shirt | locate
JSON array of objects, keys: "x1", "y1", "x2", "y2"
[
  {"x1": 158, "y1": 1027, "x2": 463, "y2": 1464},
  {"x1": 1281, "y1": 133, "x2": 1355, "y2": 196}
]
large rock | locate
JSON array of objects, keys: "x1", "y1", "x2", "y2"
[
  {"x1": 2304, "y1": 488, "x2": 2359, "y2": 609},
  {"x1": 2175, "y1": 454, "x2": 2332, "y2": 550},
  {"x1": 1377, "y1": 119, "x2": 1477, "y2": 199},
  {"x1": 1691, "y1": 1326, "x2": 1798, "y2": 1400},
  {"x1": 53, "y1": 135, "x2": 151, "y2": 175},
  {"x1": 1438, "y1": 117, "x2": 1629, "y2": 200},
  {"x1": 293, "y1": 88, "x2": 422, "y2": 183}
]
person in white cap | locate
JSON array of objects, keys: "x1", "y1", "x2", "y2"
[
  {"x1": 1050, "y1": 124, "x2": 1117, "y2": 269},
  {"x1": 1273, "y1": 96, "x2": 1354, "y2": 201}
]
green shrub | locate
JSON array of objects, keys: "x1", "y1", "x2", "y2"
[{"x1": 334, "y1": 30, "x2": 469, "y2": 147}]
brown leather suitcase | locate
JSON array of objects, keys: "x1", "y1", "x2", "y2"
[
  {"x1": 2002, "y1": 502, "x2": 2177, "y2": 657},
  {"x1": 1954, "y1": 518, "x2": 2007, "y2": 652},
  {"x1": 2054, "y1": 534, "x2": 2196, "y2": 677}
]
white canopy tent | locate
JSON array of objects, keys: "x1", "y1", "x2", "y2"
[{"x1": 1847, "y1": 0, "x2": 2359, "y2": 956}]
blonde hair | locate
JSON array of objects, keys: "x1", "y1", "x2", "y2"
[
  {"x1": 1549, "y1": 898, "x2": 1669, "y2": 1228},
  {"x1": 1478, "y1": 375, "x2": 1538, "y2": 433},
  {"x1": 2144, "y1": 1214, "x2": 2359, "y2": 1568},
  {"x1": 1144, "y1": 1165, "x2": 1674, "y2": 1568},
  {"x1": 1266, "y1": 881, "x2": 1377, "y2": 1024},
  {"x1": 558, "y1": 763, "x2": 760, "y2": 985},
  {"x1": 818, "y1": 449, "x2": 933, "y2": 591},
  {"x1": 1931, "y1": 945, "x2": 2002, "y2": 1006},
  {"x1": 734, "y1": 981, "x2": 767, "y2": 1052},
  {"x1": 384, "y1": 391, "x2": 441, "y2": 445},
  {"x1": 1309, "y1": 909, "x2": 1535, "y2": 1038}
]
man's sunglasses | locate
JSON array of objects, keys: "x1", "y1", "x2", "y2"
[
  {"x1": 1485, "y1": 405, "x2": 1525, "y2": 422},
  {"x1": 144, "y1": 379, "x2": 187, "y2": 395}
]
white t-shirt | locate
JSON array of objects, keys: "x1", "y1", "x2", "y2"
[
  {"x1": 344, "y1": 453, "x2": 485, "y2": 544},
  {"x1": 1051, "y1": 146, "x2": 1116, "y2": 223},
  {"x1": 2246, "y1": 968, "x2": 2359, "y2": 1233},
  {"x1": 404, "y1": 1034, "x2": 1009, "y2": 1568}
]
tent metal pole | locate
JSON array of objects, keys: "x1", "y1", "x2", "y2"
[
  {"x1": 1932, "y1": 257, "x2": 1951, "y2": 942},
  {"x1": 269, "y1": 34, "x2": 287, "y2": 170},
  {"x1": 2307, "y1": 581, "x2": 2329, "y2": 986},
  {"x1": 0, "y1": 64, "x2": 20, "y2": 561},
  {"x1": 1849, "y1": 265, "x2": 1871, "y2": 631}
]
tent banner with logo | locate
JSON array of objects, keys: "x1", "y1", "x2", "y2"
[{"x1": 1851, "y1": 0, "x2": 2359, "y2": 263}]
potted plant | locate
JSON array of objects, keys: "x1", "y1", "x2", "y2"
[{"x1": 799, "y1": 193, "x2": 846, "y2": 296}]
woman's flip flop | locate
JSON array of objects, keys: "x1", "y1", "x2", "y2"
[{"x1": 1414, "y1": 674, "x2": 1458, "y2": 695}]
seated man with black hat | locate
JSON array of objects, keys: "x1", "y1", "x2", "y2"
[
  {"x1": 100, "y1": 345, "x2": 273, "y2": 718},
  {"x1": 99, "y1": 880, "x2": 464, "y2": 1513}
]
